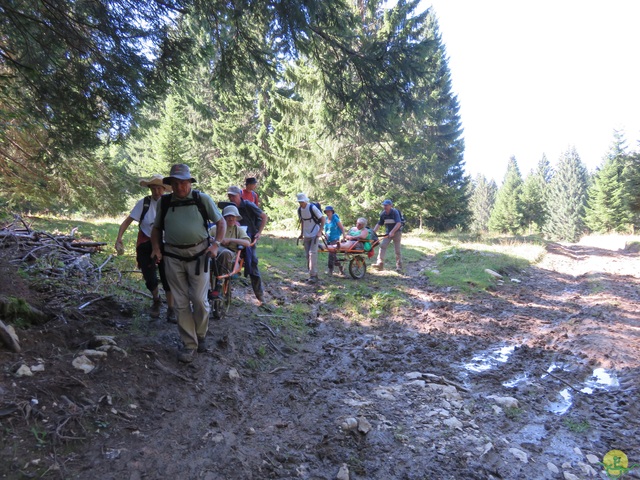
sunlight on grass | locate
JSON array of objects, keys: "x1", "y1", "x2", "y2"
[{"x1": 421, "y1": 234, "x2": 546, "y2": 294}]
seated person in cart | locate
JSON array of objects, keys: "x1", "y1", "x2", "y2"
[
  {"x1": 327, "y1": 217, "x2": 372, "y2": 252},
  {"x1": 212, "y1": 205, "x2": 251, "y2": 278}
]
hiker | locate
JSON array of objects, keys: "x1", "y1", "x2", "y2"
[
  {"x1": 150, "y1": 164, "x2": 225, "y2": 363},
  {"x1": 115, "y1": 174, "x2": 175, "y2": 322},
  {"x1": 372, "y1": 199, "x2": 403, "y2": 272},
  {"x1": 297, "y1": 193, "x2": 325, "y2": 283},
  {"x1": 328, "y1": 217, "x2": 372, "y2": 252},
  {"x1": 241, "y1": 177, "x2": 261, "y2": 207},
  {"x1": 322, "y1": 206, "x2": 344, "y2": 275},
  {"x1": 226, "y1": 185, "x2": 267, "y2": 304}
]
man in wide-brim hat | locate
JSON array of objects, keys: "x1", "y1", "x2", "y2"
[
  {"x1": 151, "y1": 164, "x2": 226, "y2": 363},
  {"x1": 115, "y1": 174, "x2": 175, "y2": 322}
]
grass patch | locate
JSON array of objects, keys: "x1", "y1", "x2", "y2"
[
  {"x1": 563, "y1": 417, "x2": 591, "y2": 433},
  {"x1": 503, "y1": 406, "x2": 524, "y2": 420},
  {"x1": 425, "y1": 244, "x2": 537, "y2": 293}
]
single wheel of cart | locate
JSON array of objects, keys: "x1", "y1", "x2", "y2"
[{"x1": 348, "y1": 255, "x2": 367, "y2": 279}]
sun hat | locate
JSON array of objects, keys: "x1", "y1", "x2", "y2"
[
  {"x1": 163, "y1": 164, "x2": 196, "y2": 184},
  {"x1": 324, "y1": 206, "x2": 334, "y2": 212},
  {"x1": 140, "y1": 174, "x2": 172, "y2": 192},
  {"x1": 227, "y1": 186, "x2": 242, "y2": 196},
  {"x1": 382, "y1": 199, "x2": 393, "y2": 206},
  {"x1": 222, "y1": 205, "x2": 242, "y2": 219},
  {"x1": 245, "y1": 177, "x2": 258, "y2": 185},
  {"x1": 296, "y1": 193, "x2": 309, "y2": 203}
]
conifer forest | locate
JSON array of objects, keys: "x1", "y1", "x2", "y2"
[{"x1": 2, "y1": 0, "x2": 640, "y2": 239}]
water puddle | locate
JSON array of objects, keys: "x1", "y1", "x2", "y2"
[
  {"x1": 547, "y1": 388, "x2": 572, "y2": 414},
  {"x1": 463, "y1": 346, "x2": 620, "y2": 415},
  {"x1": 580, "y1": 367, "x2": 619, "y2": 394},
  {"x1": 502, "y1": 373, "x2": 529, "y2": 388},
  {"x1": 540, "y1": 365, "x2": 619, "y2": 414},
  {"x1": 463, "y1": 345, "x2": 515, "y2": 373}
]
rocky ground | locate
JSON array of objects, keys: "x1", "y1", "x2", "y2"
[{"x1": 1, "y1": 235, "x2": 640, "y2": 480}]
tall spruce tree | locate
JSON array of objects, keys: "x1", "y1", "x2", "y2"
[
  {"x1": 488, "y1": 157, "x2": 524, "y2": 234},
  {"x1": 519, "y1": 155, "x2": 551, "y2": 233},
  {"x1": 544, "y1": 147, "x2": 589, "y2": 242},
  {"x1": 624, "y1": 150, "x2": 640, "y2": 231},
  {"x1": 584, "y1": 132, "x2": 633, "y2": 233},
  {"x1": 469, "y1": 174, "x2": 497, "y2": 233}
]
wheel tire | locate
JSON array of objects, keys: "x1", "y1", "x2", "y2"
[
  {"x1": 212, "y1": 299, "x2": 222, "y2": 319},
  {"x1": 223, "y1": 278, "x2": 232, "y2": 315},
  {"x1": 349, "y1": 256, "x2": 367, "y2": 279},
  {"x1": 212, "y1": 279, "x2": 232, "y2": 319}
]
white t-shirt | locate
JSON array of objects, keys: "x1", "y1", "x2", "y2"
[{"x1": 129, "y1": 196, "x2": 159, "y2": 238}]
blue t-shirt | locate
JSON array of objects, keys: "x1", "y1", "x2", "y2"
[
  {"x1": 324, "y1": 214, "x2": 342, "y2": 242},
  {"x1": 378, "y1": 208, "x2": 402, "y2": 234}
]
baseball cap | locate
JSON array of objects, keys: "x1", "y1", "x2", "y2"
[
  {"x1": 382, "y1": 199, "x2": 393, "y2": 206},
  {"x1": 227, "y1": 186, "x2": 242, "y2": 196},
  {"x1": 296, "y1": 193, "x2": 309, "y2": 203}
]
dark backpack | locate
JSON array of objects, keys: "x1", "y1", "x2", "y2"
[
  {"x1": 158, "y1": 190, "x2": 209, "y2": 234},
  {"x1": 298, "y1": 202, "x2": 323, "y2": 226},
  {"x1": 218, "y1": 200, "x2": 262, "y2": 240},
  {"x1": 395, "y1": 208, "x2": 406, "y2": 229},
  {"x1": 367, "y1": 227, "x2": 379, "y2": 242}
]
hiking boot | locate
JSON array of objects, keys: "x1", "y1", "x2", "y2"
[
  {"x1": 150, "y1": 299, "x2": 162, "y2": 318},
  {"x1": 177, "y1": 348, "x2": 196, "y2": 363},
  {"x1": 256, "y1": 294, "x2": 264, "y2": 306},
  {"x1": 372, "y1": 263, "x2": 384, "y2": 271},
  {"x1": 166, "y1": 307, "x2": 177, "y2": 324},
  {"x1": 326, "y1": 269, "x2": 333, "y2": 276},
  {"x1": 197, "y1": 336, "x2": 207, "y2": 353},
  {"x1": 306, "y1": 276, "x2": 318, "y2": 284},
  {"x1": 337, "y1": 264, "x2": 345, "y2": 276}
]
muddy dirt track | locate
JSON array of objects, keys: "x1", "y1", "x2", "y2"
[{"x1": 1, "y1": 237, "x2": 640, "y2": 479}]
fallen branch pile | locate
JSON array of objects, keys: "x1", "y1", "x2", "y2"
[{"x1": 0, "y1": 215, "x2": 107, "y2": 277}]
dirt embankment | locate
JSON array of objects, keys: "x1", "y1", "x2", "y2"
[{"x1": 1, "y1": 238, "x2": 640, "y2": 479}]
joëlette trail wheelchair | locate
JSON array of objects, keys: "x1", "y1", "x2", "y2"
[
  {"x1": 319, "y1": 233, "x2": 384, "y2": 280},
  {"x1": 208, "y1": 241, "x2": 254, "y2": 319}
]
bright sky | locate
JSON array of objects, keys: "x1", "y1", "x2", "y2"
[{"x1": 422, "y1": 0, "x2": 640, "y2": 183}]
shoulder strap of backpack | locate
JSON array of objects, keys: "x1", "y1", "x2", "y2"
[
  {"x1": 191, "y1": 190, "x2": 209, "y2": 232},
  {"x1": 310, "y1": 203, "x2": 322, "y2": 225},
  {"x1": 139, "y1": 196, "x2": 152, "y2": 228},
  {"x1": 159, "y1": 194, "x2": 172, "y2": 231}
]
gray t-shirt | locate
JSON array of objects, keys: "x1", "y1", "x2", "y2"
[{"x1": 154, "y1": 191, "x2": 222, "y2": 245}]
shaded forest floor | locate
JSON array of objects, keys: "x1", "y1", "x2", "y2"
[{"x1": 1, "y1": 235, "x2": 640, "y2": 479}]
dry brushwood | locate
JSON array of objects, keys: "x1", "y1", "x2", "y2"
[{"x1": 1, "y1": 215, "x2": 107, "y2": 275}]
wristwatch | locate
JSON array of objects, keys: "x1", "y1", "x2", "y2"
[{"x1": 213, "y1": 240, "x2": 221, "y2": 246}]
